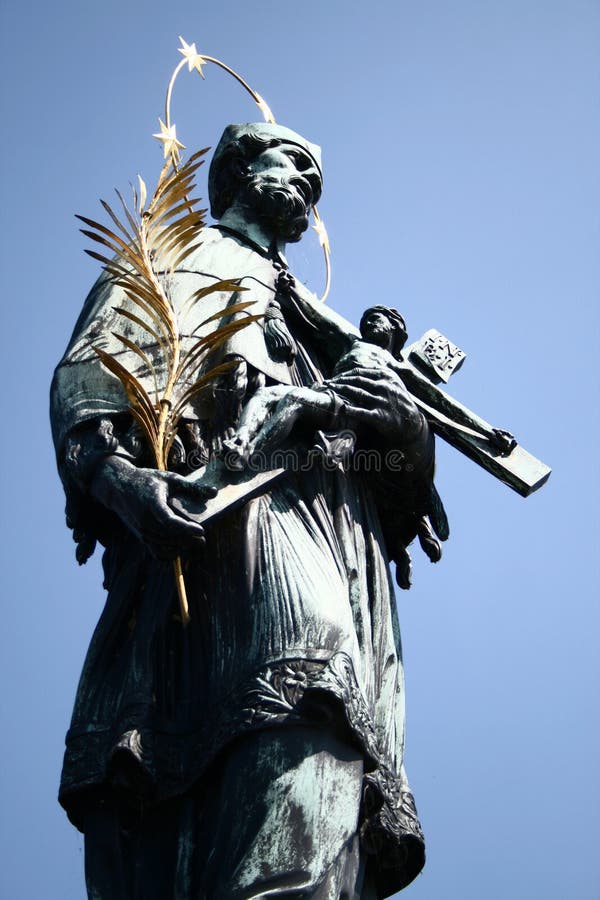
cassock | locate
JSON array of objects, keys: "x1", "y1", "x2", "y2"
[{"x1": 51, "y1": 225, "x2": 431, "y2": 898}]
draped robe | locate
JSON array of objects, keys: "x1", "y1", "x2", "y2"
[{"x1": 51, "y1": 226, "x2": 430, "y2": 897}]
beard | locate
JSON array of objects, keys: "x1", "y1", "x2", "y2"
[{"x1": 239, "y1": 174, "x2": 312, "y2": 243}]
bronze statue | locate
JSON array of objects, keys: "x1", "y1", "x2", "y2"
[{"x1": 51, "y1": 121, "x2": 549, "y2": 899}]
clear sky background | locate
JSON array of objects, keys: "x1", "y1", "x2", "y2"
[{"x1": 0, "y1": 2, "x2": 598, "y2": 898}]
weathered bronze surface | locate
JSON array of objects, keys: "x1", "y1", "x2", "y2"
[{"x1": 51, "y1": 121, "x2": 549, "y2": 898}]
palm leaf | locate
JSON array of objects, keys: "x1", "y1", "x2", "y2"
[
  {"x1": 147, "y1": 198, "x2": 202, "y2": 231},
  {"x1": 154, "y1": 179, "x2": 202, "y2": 216},
  {"x1": 84, "y1": 248, "x2": 113, "y2": 265},
  {"x1": 188, "y1": 299, "x2": 256, "y2": 335},
  {"x1": 149, "y1": 167, "x2": 202, "y2": 211},
  {"x1": 114, "y1": 189, "x2": 142, "y2": 237},
  {"x1": 76, "y1": 216, "x2": 147, "y2": 272},
  {"x1": 149, "y1": 150, "x2": 207, "y2": 204},
  {"x1": 81, "y1": 148, "x2": 259, "y2": 626},
  {"x1": 153, "y1": 219, "x2": 203, "y2": 259},
  {"x1": 151, "y1": 209, "x2": 203, "y2": 242},
  {"x1": 176, "y1": 315, "x2": 264, "y2": 383},
  {"x1": 158, "y1": 229, "x2": 204, "y2": 270},
  {"x1": 111, "y1": 283, "x2": 175, "y2": 355},
  {"x1": 115, "y1": 274, "x2": 175, "y2": 333},
  {"x1": 92, "y1": 347, "x2": 158, "y2": 446},
  {"x1": 111, "y1": 332, "x2": 160, "y2": 404},
  {"x1": 149, "y1": 191, "x2": 202, "y2": 237},
  {"x1": 113, "y1": 307, "x2": 168, "y2": 355},
  {"x1": 169, "y1": 360, "x2": 238, "y2": 426},
  {"x1": 168, "y1": 241, "x2": 204, "y2": 271},
  {"x1": 137, "y1": 175, "x2": 147, "y2": 213},
  {"x1": 147, "y1": 191, "x2": 197, "y2": 228},
  {"x1": 99, "y1": 198, "x2": 137, "y2": 249},
  {"x1": 179, "y1": 281, "x2": 248, "y2": 322}
]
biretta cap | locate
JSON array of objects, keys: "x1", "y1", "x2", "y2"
[{"x1": 209, "y1": 122, "x2": 323, "y2": 180}]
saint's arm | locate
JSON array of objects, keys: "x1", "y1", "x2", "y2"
[{"x1": 52, "y1": 412, "x2": 214, "y2": 563}]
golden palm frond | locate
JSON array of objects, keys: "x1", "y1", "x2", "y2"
[{"x1": 79, "y1": 151, "x2": 256, "y2": 624}]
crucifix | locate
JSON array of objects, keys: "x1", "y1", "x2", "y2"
[
  {"x1": 398, "y1": 328, "x2": 550, "y2": 497},
  {"x1": 173, "y1": 274, "x2": 550, "y2": 529}
]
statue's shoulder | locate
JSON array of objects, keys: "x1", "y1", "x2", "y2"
[{"x1": 183, "y1": 227, "x2": 275, "y2": 286}]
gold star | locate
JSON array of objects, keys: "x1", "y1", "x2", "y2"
[
  {"x1": 312, "y1": 217, "x2": 330, "y2": 254},
  {"x1": 178, "y1": 36, "x2": 206, "y2": 77},
  {"x1": 255, "y1": 93, "x2": 275, "y2": 124},
  {"x1": 152, "y1": 119, "x2": 185, "y2": 162}
]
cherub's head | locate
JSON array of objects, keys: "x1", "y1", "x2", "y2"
[{"x1": 359, "y1": 306, "x2": 408, "y2": 359}]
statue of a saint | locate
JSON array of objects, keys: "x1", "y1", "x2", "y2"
[{"x1": 51, "y1": 123, "x2": 443, "y2": 898}]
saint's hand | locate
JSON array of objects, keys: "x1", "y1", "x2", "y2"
[
  {"x1": 326, "y1": 365, "x2": 425, "y2": 445},
  {"x1": 91, "y1": 456, "x2": 217, "y2": 560}
]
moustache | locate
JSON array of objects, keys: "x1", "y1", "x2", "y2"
[
  {"x1": 242, "y1": 174, "x2": 312, "y2": 241},
  {"x1": 251, "y1": 172, "x2": 314, "y2": 206}
]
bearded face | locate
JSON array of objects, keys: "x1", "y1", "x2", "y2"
[{"x1": 238, "y1": 172, "x2": 314, "y2": 243}]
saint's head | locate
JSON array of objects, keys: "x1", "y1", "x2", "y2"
[{"x1": 208, "y1": 123, "x2": 323, "y2": 243}]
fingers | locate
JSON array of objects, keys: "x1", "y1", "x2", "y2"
[
  {"x1": 139, "y1": 526, "x2": 205, "y2": 561},
  {"x1": 330, "y1": 372, "x2": 410, "y2": 402},
  {"x1": 332, "y1": 385, "x2": 382, "y2": 409},
  {"x1": 181, "y1": 481, "x2": 218, "y2": 500},
  {"x1": 139, "y1": 505, "x2": 207, "y2": 559},
  {"x1": 332, "y1": 366, "x2": 388, "y2": 381},
  {"x1": 332, "y1": 364, "x2": 407, "y2": 387},
  {"x1": 162, "y1": 470, "x2": 218, "y2": 500},
  {"x1": 333, "y1": 383, "x2": 414, "y2": 413},
  {"x1": 340, "y1": 404, "x2": 381, "y2": 423},
  {"x1": 159, "y1": 504, "x2": 206, "y2": 538},
  {"x1": 332, "y1": 374, "x2": 388, "y2": 392},
  {"x1": 114, "y1": 469, "x2": 211, "y2": 558}
]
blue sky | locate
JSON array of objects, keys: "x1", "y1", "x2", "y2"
[{"x1": 1, "y1": 1, "x2": 598, "y2": 898}]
